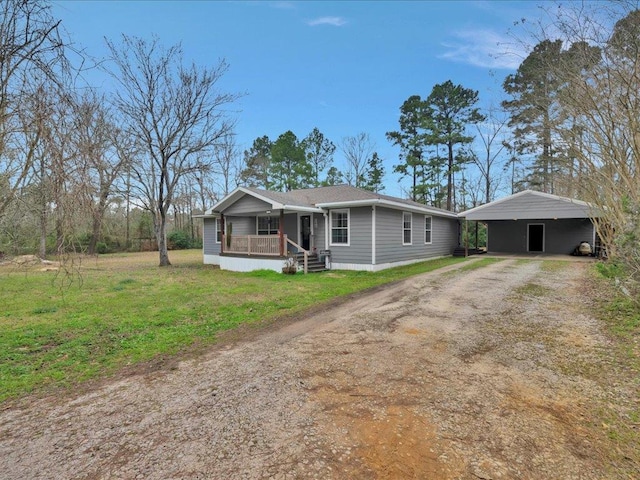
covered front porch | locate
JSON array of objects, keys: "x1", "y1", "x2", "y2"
[
  {"x1": 200, "y1": 186, "x2": 329, "y2": 273},
  {"x1": 217, "y1": 209, "x2": 327, "y2": 273}
]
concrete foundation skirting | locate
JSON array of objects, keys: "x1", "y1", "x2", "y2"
[
  {"x1": 332, "y1": 255, "x2": 448, "y2": 272},
  {"x1": 219, "y1": 255, "x2": 285, "y2": 273}
]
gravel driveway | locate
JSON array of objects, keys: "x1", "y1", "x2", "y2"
[{"x1": 0, "y1": 258, "x2": 632, "y2": 479}]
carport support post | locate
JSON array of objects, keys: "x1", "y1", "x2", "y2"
[
  {"x1": 475, "y1": 221, "x2": 479, "y2": 251},
  {"x1": 464, "y1": 218, "x2": 469, "y2": 257}
]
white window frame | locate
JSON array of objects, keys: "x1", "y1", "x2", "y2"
[
  {"x1": 256, "y1": 215, "x2": 279, "y2": 235},
  {"x1": 402, "y1": 212, "x2": 412, "y2": 245},
  {"x1": 329, "y1": 209, "x2": 350, "y2": 246},
  {"x1": 424, "y1": 215, "x2": 433, "y2": 244},
  {"x1": 215, "y1": 218, "x2": 221, "y2": 244}
]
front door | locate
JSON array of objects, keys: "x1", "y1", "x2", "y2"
[
  {"x1": 300, "y1": 215, "x2": 311, "y2": 250},
  {"x1": 528, "y1": 224, "x2": 544, "y2": 252}
]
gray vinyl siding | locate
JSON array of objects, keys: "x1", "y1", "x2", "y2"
[
  {"x1": 203, "y1": 218, "x2": 220, "y2": 255},
  {"x1": 430, "y1": 215, "x2": 459, "y2": 256},
  {"x1": 465, "y1": 192, "x2": 592, "y2": 220},
  {"x1": 312, "y1": 212, "x2": 325, "y2": 251},
  {"x1": 224, "y1": 195, "x2": 271, "y2": 215},
  {"x1": 225, "y1": 216, "x2": 253, "y2": 236},
  {"x1": 376, "y1": 208, "x2": 457, "y2": 264},
  {"x1": 283, "y1": 214, "x2": 297, "y2": 243},
  {"x1": 329, "y1": 206, "x2": 372, "y2": 264},
  {"x1": 487, "y1": 219, "x2": 595, "y2": 254}
]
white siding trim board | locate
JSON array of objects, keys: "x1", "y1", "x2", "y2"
[{"x1": 372, "y1": 206, "x2": 376, "y2": 265}]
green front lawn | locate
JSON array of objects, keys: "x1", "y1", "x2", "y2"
[{"x1": 0, "y1": 250, "x2": 467, "y2": 402}]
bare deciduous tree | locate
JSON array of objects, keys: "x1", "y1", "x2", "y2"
[
  {"x1": 341, "y1": 132, "x2": 375, "y2": 188},
  {"x1": 0, "y1": 0, "x2": 65, "y2": 220},
  {"x1": 473, "y1": 106, "x2": 509, "y2": 204},
  {"x1": 72, "y1": 91, "x2": 128, "y2": 255},
  {"x1": 106, "y1": 35, "x2": 239, "y2": 266},
  {"x1": 537, "y1": 3, "x2": 640, "y2": 286},
  {"x1": 212, "y1": 133, "x2": 241, "y2": 197}
]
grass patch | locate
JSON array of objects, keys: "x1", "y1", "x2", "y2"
[
  {"x1": 0, "y1": 250, "x2": 469, "y2": 402},
  {"x1": 31, "y1": 306, "x2": 58, "y2": 315},
  {"x1": 590, "y1": 265, "x2": 640, "y2": 475},
  {"x1": 456, "y1": 257, "x2": 504, "y2": 272},
  {"x1": 540, "y1": 260, "x2": 569, "y2": 272},
  {"x1": 514, "y1": 282, "x2": 552, "y2": 297}
]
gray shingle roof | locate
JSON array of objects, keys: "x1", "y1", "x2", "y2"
[
  {"x1": 244, "y1": 185, "x2": 453, "y2": 215},
  {"x1": 458, "y1": 190, "x2": 597, "y2": 220}
]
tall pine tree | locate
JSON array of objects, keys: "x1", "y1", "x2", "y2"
[{"x1": 269, "y1": 131, "x2": 311, "y2": 191}]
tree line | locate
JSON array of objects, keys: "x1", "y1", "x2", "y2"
[
  {"x1": 239, "y1": 129, "x2": 384, "y2": 193},
  {"x1": 1, "y1": 0, "x2": 639, "y2": 281}
]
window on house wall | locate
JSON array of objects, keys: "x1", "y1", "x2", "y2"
[
  {"x1": 403, "y1": 212, "x2": 412, "y2": 245},
  {"x1": 257, "y1": 216, "x2": 279, "y2": 235},
  {"x1": 215, "y1": 218, "x2": 221, "y2": 243},
  {"x1": 424, "y1": 215, "x2": 432, "y2": 244},
  {"x1": 330, "y1": 209, "x2": 349, "y2": 245}
]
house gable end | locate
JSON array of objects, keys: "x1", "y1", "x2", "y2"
[{"x1": 222, "y1": 194, "x2": 274, "y2": 216}]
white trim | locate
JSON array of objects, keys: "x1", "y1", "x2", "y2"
[
  {"x1": 402, "y1": 212, "x2": 412, "y2": 245},
  {"x1": 372, "y1": 205, "x2": 376, "y2": 265},
  {"x1": 208, "y1": 186, "x2": 323, "y2": 215},
  {"x1": 424, "y1": 215, "x2": 433, "y2": 244},
  {"x1": 316, "y1": 198, "x2": 457, "y2": 218},
  {"x1": 209, "y1": 186, "x2": 284, "y2": 213},
  {"x1": 283, "y1": 205, "x2": 324, "y2": 213},
  {"x1": 324, "y1": 212, "x2": 329, "y2": 254},
  {"x1": 331, "y1": 255, "x2": 449, "y2": 272},
  {"x1": 329, "y1": 208, "x2": 350, "y2": 247},
  {"x1": 215, "y1": 218, "x2": 222, "y2": 244},
  {"x1": 527, "y1": 223, "x2": 545, "y2": 252}
]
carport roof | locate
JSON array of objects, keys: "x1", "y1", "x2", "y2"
[{"x1": 458, "y1": 190, "x2": 598, "y2": 221}]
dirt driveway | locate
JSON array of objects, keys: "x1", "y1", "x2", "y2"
[{"x1": 0, "y1": 259, "x2": 634, "y2": 479}]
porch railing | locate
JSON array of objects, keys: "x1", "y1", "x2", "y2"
[
  {"x1": 222, "y1": 234, "x2": 285, "y2": 256},
  {"x1": 286, "y1": 237, "x2": 309, "y2": 274}
]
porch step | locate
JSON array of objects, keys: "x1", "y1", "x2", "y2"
[{"x1": 294, "y1": 253, "x2": 327, "y2": 272}]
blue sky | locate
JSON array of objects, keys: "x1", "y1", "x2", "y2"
[{"x1": 52, "y1": 0, "x2": 542, "y2": 199}]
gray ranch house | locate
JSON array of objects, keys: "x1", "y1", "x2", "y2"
[
  {"x1": 199, "y1": 185, "x2": 459, "y2": 272},
  {"x1": 458, "y1": 190, "x2": 600, "y2": 255}
]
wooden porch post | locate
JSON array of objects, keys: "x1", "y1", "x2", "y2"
[
  {"x1": 220, "y1": 213, "x2": 225, "y2": 254},
  {"x1": 279, "y1": 209, "x2": 285, "y2": 257}
]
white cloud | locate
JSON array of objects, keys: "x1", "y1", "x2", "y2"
[
  {"x1": 307, "y1": 16, "x2": 347, "y2": 27},
  {"x1": 439, "y1": 29, "x2": 529, "y2": 70}
]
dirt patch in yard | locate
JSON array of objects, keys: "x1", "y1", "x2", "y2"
[{"x1": 1, "y1": 259, "x2": 637, "y2": 479}]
